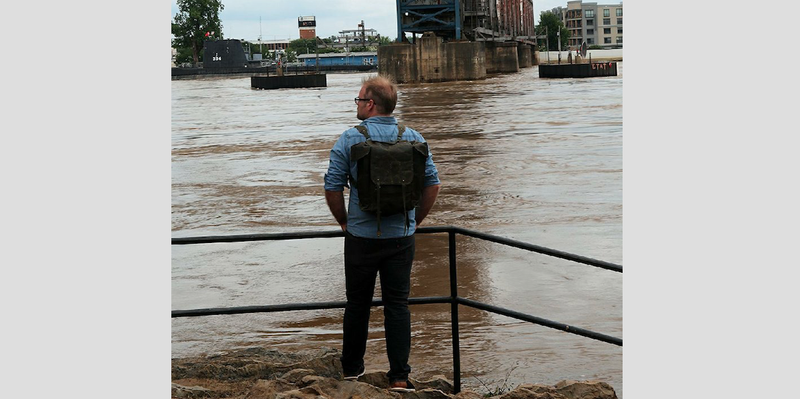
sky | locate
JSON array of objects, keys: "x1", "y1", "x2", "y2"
[{"x1": 170, "y1": 0, "x2": 581, "y2": 42}]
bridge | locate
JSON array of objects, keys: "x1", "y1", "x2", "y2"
[
  {"x1": 397, "y1": 0, "x2": 536, "y2": 45},
  {"x1": 381, "y1": 0, "x2": 540, "y2": 83}
]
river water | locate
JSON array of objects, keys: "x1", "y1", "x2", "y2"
[{"x1": 172, "y1": 65, "x2": 623, "y2": 396}]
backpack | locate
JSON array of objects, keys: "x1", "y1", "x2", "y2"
[{"x1": 349, "y1": 124, "x2": 429, "y2": 236}]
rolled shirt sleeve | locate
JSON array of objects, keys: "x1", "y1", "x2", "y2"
[{"x1": 323, "y1": 132, "x2": 351, "y2": 192}]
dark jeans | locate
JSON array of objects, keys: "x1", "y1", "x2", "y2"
[{"x1": 341, "y1": 231, "x2": 415, "y2": 383}]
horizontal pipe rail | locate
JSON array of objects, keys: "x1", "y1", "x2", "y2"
[
  {"x1": 172, "y1": 296, "x2": 453, "y2": 318},
  {"x1": 451, "y1": 227, "x2": 622, "y2": 273},
  {"x1": 171, "y1": 230, "x2": 344, "y2": 245},
  {"x1": 172, "y1": 226, "x2": 622, "y2": 273},
  {"x1": 457, "y1": 297, "x2": 622, "y2": 346}
]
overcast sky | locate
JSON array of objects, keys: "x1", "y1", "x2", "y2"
[{"x1": 170, "y1": 0, "x2": 590, "y2": 42}]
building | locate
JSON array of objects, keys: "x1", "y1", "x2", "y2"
[
  {"x1": 250, "y1": 39, "x2": 291, "y2": 59},
  {"x1": 297, "y1": 51, "x2": 377, "y2": 67},
  {"x1": 298, "y1": 16, "x2": 316, "y2": 39},
  {"x1": 563, "y1": 1, "x2": 622, "y2": 49}
]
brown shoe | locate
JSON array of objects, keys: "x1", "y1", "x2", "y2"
[{"x1": 389, "y1": 380, "x2": 416, "y2": 392}]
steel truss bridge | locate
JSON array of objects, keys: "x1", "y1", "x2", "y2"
[{"x1": 397, "y1": 0, "x2": 536, "y2": 44}]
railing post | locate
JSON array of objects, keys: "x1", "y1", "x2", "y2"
[{"x1": 449, "y1": 230, "x2": 461, "y2": 393}]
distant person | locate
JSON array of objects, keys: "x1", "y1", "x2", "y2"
[{"x1": 324, "y1": 75, "x2": 441, "y2": 393}]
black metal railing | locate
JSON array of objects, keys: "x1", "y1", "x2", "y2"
[{"x1": 172, "y1": 225, "x2": 622, "y2": 393}]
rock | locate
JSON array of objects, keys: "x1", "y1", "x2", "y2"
[
  {"x1": 553, "y1": 380, "x2": 617, "y2": 399},
  {"x1": 516, "y1": 384, "x2": 557, "y2": 394},
  {"x1": 306, "y1": 378, "x2": 399, "y2": 399},
  {"x1": 171, "y1": 383, "x2": 213, "y2": 398},
  {"x1": 172, "y1": 347, "x2": 617, "y2": 399},
  {"x1": 275, "y1": 388, "x2": 325, "y2": 399},
  {"x1": 416, "y1": 376, "x2": 454, "y2": 394},
  {"x1": 358, "y1": 371, "x2": 453, "y2": 394},
  {"x1": 280, "y1": 369, "x2": 317, "y2": 384},
  {"x1": 359, "y1": 371, "x2": 390, "y2": 388},
  {"x1": 401, "y1": 389, "x2": 452, "y2": 399},
  {"x1": 244, "y1": 379, "x2": 297, "y2": 399},
  {"x1": 498, "y1": 387, "x2": 568, "y2": 399},
  {"x1": 299, "y1": 375, "x2": 329, "y2": 387},
  {"x1": 453, "y1": 391, "x2": 484, "y2": 399}
]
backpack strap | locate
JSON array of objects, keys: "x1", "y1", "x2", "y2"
[
  {"x1": 355, "y1": 124, "x2": 406, "y2": 142},
  {"x1": 354, "y1": 125, "x2": 370, "y2": 140},
  {"x1": 396, "y1": 124, "x2": 406, "y2": 143}
]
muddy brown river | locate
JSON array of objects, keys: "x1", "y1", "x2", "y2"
[{"x1": 172, "y1": 65, "x2": 623, "y2": 396}]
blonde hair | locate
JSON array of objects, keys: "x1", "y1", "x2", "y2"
[{"x1": 361, "y1": 75, "x2": 398, "y2": 114}]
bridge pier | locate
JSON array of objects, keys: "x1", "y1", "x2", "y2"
[
  {"x1": 484, "y1": 41, "x2": 519, "y2": 74},
  {"x1": 378, "y1": 34, "x2": 486, "y2": 84},
  {"x1": 517, "y1": 44, "x2": 532, "y2": 68},
  {"x1": 377, "y1": 33, "x2": 542, "y2": 83}
]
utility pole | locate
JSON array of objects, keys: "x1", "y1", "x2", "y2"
[{"x1": 546, "y1": 26, "x2": 550, "y2": 63}]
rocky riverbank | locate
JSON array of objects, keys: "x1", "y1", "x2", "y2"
[{"x1": 172, "y1": 347, "x2": 618, "y2": 399}]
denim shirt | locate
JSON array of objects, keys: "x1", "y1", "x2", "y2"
[{"x1": 324, "y1": 116, "x2": 440, "y2": 238}]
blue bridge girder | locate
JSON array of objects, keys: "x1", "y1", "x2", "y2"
[
  {"x1": 397, "y1": 0, "x2": 462, "y2": 40},
  {"x1": 395, "y1": 0, "x2": 536, "y2": 44}
]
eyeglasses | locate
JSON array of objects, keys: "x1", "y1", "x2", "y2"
[{"x1": 354, "y1": 97, "x2": 372, "y2": 105}]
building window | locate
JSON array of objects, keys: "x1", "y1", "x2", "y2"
[
  {"x1": 585, "y1": 10, "x2": 595, "y2": 18},
  {"x1": 587, "y1": 38, "x2": 594, "y2": 44},
  {"x1": 587, "y1": 19, "x2": 594, "y2": 26},
  {"x1": 604, "y1": 37, "x2": 611, "y2": 44},
  {"x1": 603, "y1": 18, "x2": 611, "y2": 25},
  {"x1": 603, "y1": 9, "x2": 610, "y2": 17},
  {"x1": 616, "y1": 37, "x2": 622, "y2": 44},
  {"x1": 617, "y1": 27, "x2": 622, "y2": 34},
  {"x1": 604, "y1": 28, "x2": 611, "y2": 34},
  {"x1": 617, "y1": 18, "x2": 622, "y2": 25},
  {"x1": 587, "y1": 29, "x2": 594, "y2": 35},
  {"x1": 616, "y1": 8, "x2": 622, "y2": 16}
]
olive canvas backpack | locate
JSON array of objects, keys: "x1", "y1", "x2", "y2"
[{"x1": 349, "y1": 124, "x2": 429, "y2": 236}]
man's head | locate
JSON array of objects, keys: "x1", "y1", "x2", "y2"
[{"x1": 356, "y1": 75, "x2": 398, "y2": 120}]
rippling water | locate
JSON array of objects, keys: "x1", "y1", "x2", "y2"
[{"x1": 172, "y1": 65, "x2": 623, "y2": 396}]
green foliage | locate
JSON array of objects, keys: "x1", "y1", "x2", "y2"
[
  {"x1": 287, "y1": 38, "x2": 318, "y2": 55},
  {"x1": 174, "y1": 46, "x2": 195, "y2": 65},
  {"x1": 172, "y1": 0, "x2": 225, "y2": 66},
  {"x1": 536, "y1": 11, "x2": 569, "y2": 51},
  {"x1": 378, "y1": 36, "x2": 392, "y2": 46},
  {"x1": 286, "y1": 38, "x2": 343, "y2": 62}
]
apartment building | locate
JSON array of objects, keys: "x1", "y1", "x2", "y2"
[{"x1": 563, "y1": 1, "x2": 623, "y2": 49}]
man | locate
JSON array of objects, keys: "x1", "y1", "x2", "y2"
[{"x1": 324, "y1": 75, "x2": 441, "y2": 393}]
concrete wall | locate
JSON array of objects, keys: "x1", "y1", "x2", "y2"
[
  {"x1": 378, "y1": 37, "x2": 486, "y2": 83},
  {"x1": 378, "y1": 44, "x2": 419, "y2": 84},
  {"x1": 485, "y1": 41, "x2": 519, "y2": 74},
  {"x1": 517, "y1": 44, "x2": 532, "y2": 68}
]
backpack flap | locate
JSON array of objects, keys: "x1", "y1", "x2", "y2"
[
  {"x1": 350, "y1": 141, "x2": 372, "y2": 162},
  {"x1": 369, "y1": 141, "x2": 415, "y2": 185}
]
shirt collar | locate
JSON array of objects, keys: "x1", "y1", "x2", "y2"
[{"x1": 362, "y1": 116, "x2": 397, "y2": 125}]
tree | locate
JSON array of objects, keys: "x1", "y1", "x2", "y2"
[
  {"x1": 535, "y1": 11, "x2": 569, "y2": 51},
  {"x1": 287, "y1": 38, "x2": 317, "y2": 56},
  {"x1": 172, "y1": 0, "x2": 225, "y2": 67},
  {"x1": 378, "y1": 36, "x2": 392, "y2": 46}
]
